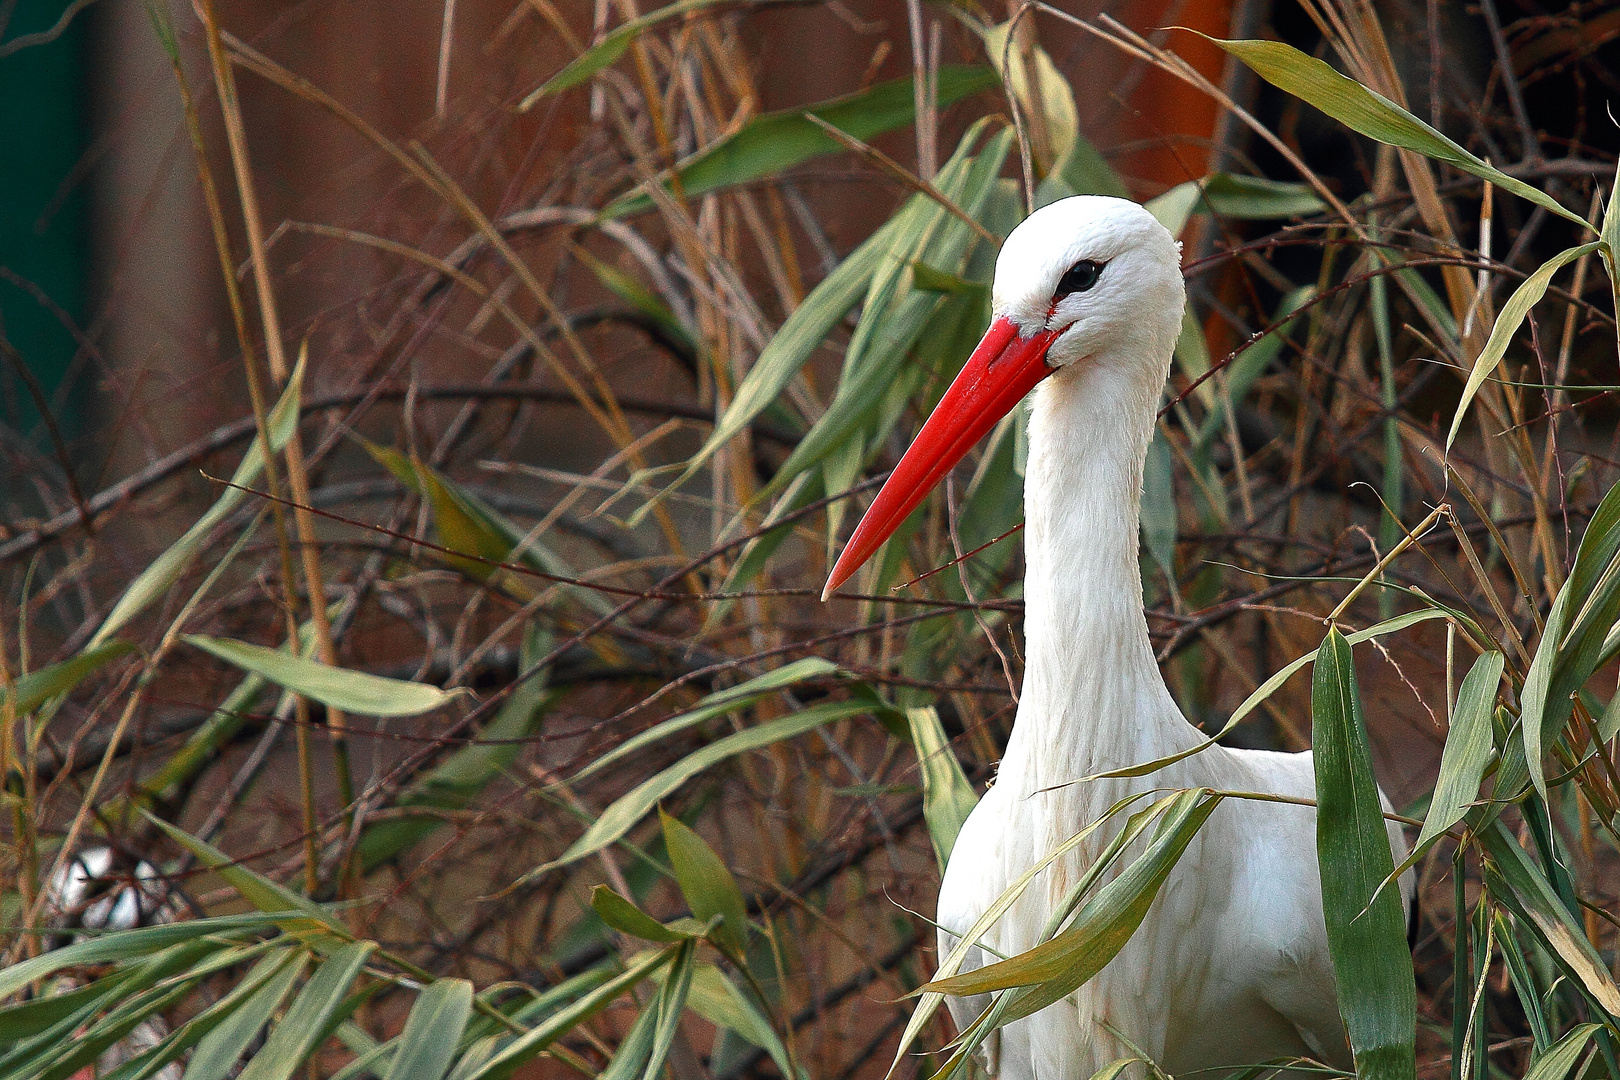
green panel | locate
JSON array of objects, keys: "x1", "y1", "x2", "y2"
[{"x1": 0, "y1": 0, "x2": 90, "y2": 438}]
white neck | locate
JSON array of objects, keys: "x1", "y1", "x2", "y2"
[{"x1": 996, "y1": 356, "x2": 1202, "y2": 794}]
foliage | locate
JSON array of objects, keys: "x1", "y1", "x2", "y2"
[{"x1": 5, "y1": 1, "x2": 1620, "y2": 1079}]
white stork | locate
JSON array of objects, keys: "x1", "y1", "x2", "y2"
[{"x1": 823, "y1": 196, "x2": 1413, "y2": 1077}]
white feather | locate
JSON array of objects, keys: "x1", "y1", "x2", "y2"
[{"x1": 936, "y1": 196, "x2": 1413, "y2": 1078}]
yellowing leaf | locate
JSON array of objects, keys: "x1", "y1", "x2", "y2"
[
  {"x1": 1210, "y1": 37, "x2": 1590, "y2": 230},
  {"x1": 1447, "y1": 243, "x2": 1599, "y2": 450}
]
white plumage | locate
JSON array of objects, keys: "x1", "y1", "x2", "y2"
[{"x1": 826, "y1": 196, "x2": 1413, "y2": 1077}]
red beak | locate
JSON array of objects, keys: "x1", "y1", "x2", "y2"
[{"x1": 822, "y1": 316, "x2": 1060, "y2": 600}]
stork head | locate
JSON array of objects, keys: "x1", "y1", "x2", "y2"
[{"x1": 822, "y1": 195, "x2": 1184, "y2": 599}]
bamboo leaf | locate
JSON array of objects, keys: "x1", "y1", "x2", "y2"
[
  {"x1": 1209, "y1": 37, "x2": 1590, "y2": 229},
  {"x1": 592, "y1": 885, "x2": 690, "y2": 943},
  {"x1": 93, "y1": 354, "x2": 304, "y2": 647},
  {"x1": 530, "y1": 698, "x2": 881, "y2": 876},
  {"x1": 1200, "y1": 173, "x2": 1325, "y2": 218},
  {"x1": 2, "y1": 640, "x2": 134, "y2": 716},
  {"x1": 661, "y1": 811, "x2": 749, "y2": 954},
  {"x1": 564, "y1": 657, "x2": 837, "y2": 785},
  {"x1": 1311, "y1": 626, "x2": 1417, "y2": 1080},
  {"x1": 1413, "y1": 651, "x2": 1504, "y2": 853},
  {"x1": 460, "y1": 947, "x2": 673, "y2": 1080},
  {"x1": 145, "y1": 813, "x2": 347, "y2": 944},
  {"x1": 602, "y1": 68, "x2": 997, "y2": 218},
  {"x1": 887, "y1": 792, "x2": 1171, "y2": 1080},
  {"x1": 0, "y1": 913, "x2": 289, "y2": 1003},
  {"x1": 641, "y1": 941, "x2": 696, "y2": 1080},
  {"x1": 1146, "y1": 181, "x2": 1203, "y2": 239},
  {"x1": 1523, "y1": 1024, "x2": 1602, "y2": 1080},
  {"x1": 1085, "y1": 608, "x2": 1448, "y2": 782},
  {"x1": 1519, "y1": 471, "x2": 1620, "y2": 800},
  {"x1": 1447, "y1": 243, "x2": 1599, "y2": 449},
  {"x1": 365, "y1": 442, "x2": 612, "y2": 614},
  {"x1": 234, "y1": 942, "x2": 375, "y2": 1080},
  {"x1": 982, "y1": 19, "x2": 1076, "y2": 170},
  {"x1": 519, "y1": 0, "x2": 728, "y2": 105},
  {"x1": 921, "y1": 789, "x2": 1220, "y2": 1001},
  {"x1": 762, "y1": 125, "x2": 1013, "y2": 493},
  {"x1": 661, "y1": 120, "x2": 1006, "y2": 510},
  {"x1": 183, "y1": 953, "x2": 307, "y2": 1080},
  {"x1": 683, "y1": 964, "x2": 793, "y2": 1078},
  {"x1": 381, "y1": 979, "x2": 473, "y2": 1080},
  {"x1": 907, "y1": 706, "x2": 978, "y2": 868},
  {"x1": 597, "y1": 1006, "x2": 658, "y2": 1080},
  {"x1": 92, "y1": 947, "x2": 297, "y2": 1080},
  {"x1": 184, "y1": 634, "x2": 461, "y2": 717},
  {"x1": 1480, "y1": 820, "x2": 1620, "y2": 1014}
]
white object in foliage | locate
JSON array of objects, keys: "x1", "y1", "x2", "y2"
[{"x1": 824, "y1": 196, "x2": 1413, "y2": 1077}]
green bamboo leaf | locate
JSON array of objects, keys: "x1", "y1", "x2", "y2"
[
  {"x1": 184, "y1": 634, "x2": 460, "y2": 717},
  {"x1": 982, "y1": 18, "x2": 1076, "y2": 170},
  {"x1": 381, "y1": 979, "x2": 473, "y2": 1080},
  {"x1": 365, "y1": 442, "x2": 612, "y2": 614},
  {"x1": 1085, "y1": 608, "x2": 1448, "y2": 782},
  {"x1": 1519, "y1": 472, "x2": 1620, "y2": 800},
  {"x1": 32, "y1": 943, "x2": 224, "y2": 1080},
  {"x1": 0, "y1": 913, "x2": 289, "y2": 1003},
  {"x1": 1447, "y1": 243, "x2": 1599, "y2": 449},
  {"x1": 907, "y1": 706, "x2": 978, "y2": 868},
  {"x1": 602, "y1": 68, "x2": 996, "y2": 218},
  {"x1": 764, "y1": 125, "x2": 1013, "y2": 493},
  {"x1": 1146, "y1": 181, "x2": 1203, "y2": 238},
  {"x1": 575, "y1": 247, "x2": 699, "y2": 358},
  {"x1": 1087, "y1": 1059, "x2": 1144, "y2": 1080},
  {"x1": 0, "y1": 941, "x2": 219, "y2": 1079},
  {"x1": 183, "y1": 953, "x2": 306, "y2": 1080},
  {"x1": 1601, "y1": 156, "x2": 1620, "y2": 269},
  {"x1": 683, "y1": 964, "x2": 793, "y2": 1078},
  {"x1": 592, "y1": 885, "x2": 689, "y2": 943},
  {"x1": 1480, "y1": 820, "x2": 1620, "y2": 1014},
  {"x1": 0, "y1": 979, "x2": 113, "y2": 1044},
  {"x1": 460, "y1": 947, "x2": 674, "y2": 1080},
  {"x1": 145, "y1": 813, "x2": 346, "y2": 944},
  {"x1": 661, "y1": 811, "x2": 749, "y2": 954},
  {"x1": 1601, "y1": 686, "x2": 1620, "y2": 743},
  {"x1": 1524, "y1": 1024, "x2": 1602, "y2": 1080},
  {"x1": 1310, "y1": 626, "x2": 1416, "y2": 1080},
  {"x1": 92, "y1": 353, "x2": 304, "y2": 647},
  {"x1": 2, "y1": 640, "x2": 134, "y2": 716},
  {"x1": 641, "y1": 941, "x2": 696, "y2": 1080},
  {"x1": 1495, "y1": 911, "x2": 1553, "y2": 1052},
  {"x1": 1209, "y1": 37, "x2": 1589, "y2": 230},
  {"x1": 597, "y1": 1005, "x2": 658, "y2": 1080},
  {"x1": 888, "y1": 791, "x2": 1166, "y2": 1080},
  {"x1": 1038, "y1": 129, "x2": 1128, "y2": 203},
  {"x1": 233, "y1": 942, "x2": 374, "y2": 1080},
  {"x1": 528, "y1": 698, "x2": 881, "y2": 877},
  {"x1": 93, "y1": 947, "x2": 296, "y2": 1080},
  {"x1": 921, "y1": 789, "x2": 1220, "y2": 1002},
  {"x1": 518, "y1": 0, "x2": 728, "y2": 106},
  {"x1": 564, "y1": 657, "x2": 837, "y2": 785},
  {"x1": 658, "y1": 121, "x2": 1004, "y2": 513},
  {"x1": 1412, "y1": 651, "x2": 1504, "y2": 853},
  {"x1": 1200, "y1": 173, "x2": 1325, "y2": 218}
]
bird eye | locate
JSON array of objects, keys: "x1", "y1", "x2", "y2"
[{"x1": 1054, "y1": 259, "x2": 1104, "y2": 299}]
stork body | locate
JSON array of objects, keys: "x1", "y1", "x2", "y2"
[{"x1": 825, "y1": 197, "x2": 1412, "y2": 1077}]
